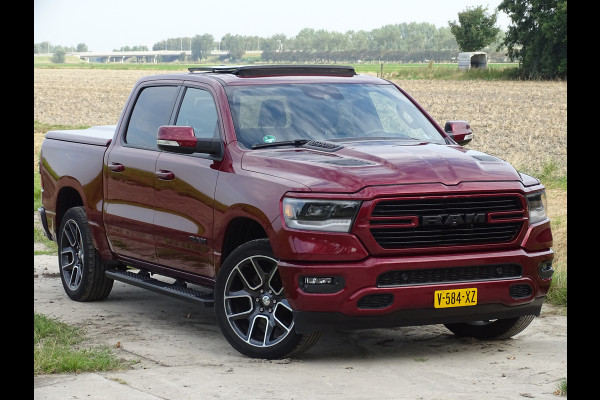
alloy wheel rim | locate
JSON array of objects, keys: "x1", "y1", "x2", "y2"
[
  {"x1": 223, "y1": 254, "x2": 294, "y2": 348},
  {"x1": 60, "y1": 219, "x2": 84, "y2": 291}
]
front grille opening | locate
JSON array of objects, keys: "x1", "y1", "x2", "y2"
[
  {"x1": 371, "y1": 223, "x2": 521, "y2": 248},
  {"x1": 377, "y1": 264, "x2": 522, "y2": 287},
  {"x1": 510, "y1": 284, "x2": 532, "y2": 299},
  {"x1": 357, "y1": 293, "x2": 394, "y2": 309},
  {"x1": 369, "y1": 195, "x2": 524, "y2": 249}
]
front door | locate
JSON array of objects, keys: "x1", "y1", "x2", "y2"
[{"x1": 153, "y1": 85, "x2": 221, "y2": 278}]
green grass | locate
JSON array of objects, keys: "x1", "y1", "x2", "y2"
[
  {"x1": 34, "y1": 56, "x2": 522, "y2": 80},
  {"x1": 546, "y1": 263, "x2": 567, "y2": 307},
  {"x1": 34, "y1": 172, "x2": 42, "y2": 211},
  {"x1": 35, "y1": 120, "x2": 90, "y2": 133},
  {"x1": 354, "y1": 62, "x2": 521, "y2": 80},
  {"x1": 34, "y1": 226, "x2": 57, "y2": 255},
  {"x1": 536, "y1": 162, "x2": 567, "y2": 190},
  {"x1": 538, "y1": 168, "x2": 567, "y2": 310},
  {"x1": 34, "y1": 313, "x2": 132, "y2": 375},
  {"x1": 556, "y1": 379, "x2": 567, "y2": 396}
]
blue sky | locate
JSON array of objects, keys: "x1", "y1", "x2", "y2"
[{"x1": 34, "y1": 0, "x2": 511, "y2": 52}]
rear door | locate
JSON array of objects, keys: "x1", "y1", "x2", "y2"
[
  {"x1": 104, "y1": 82, "x2": 181, "y2": 264},
  {"x1": 153, "y1": 84, "x2": 222, "y2": 279}
]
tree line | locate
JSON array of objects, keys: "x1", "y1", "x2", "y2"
[{"x1": 144, "y1": 22, "x2": 508, "y2": 64}]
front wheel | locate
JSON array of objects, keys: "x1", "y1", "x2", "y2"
[
  {"x1": 214, "y1": 239, "x2": 321, "y2": 359},
  {"x1": 443, "y1": 315, "x2": 535, "y2": 340},
  {"x1": 58, "y1": 207, "x2": 113, "y2": 301}
]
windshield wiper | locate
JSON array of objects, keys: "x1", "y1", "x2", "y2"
[{"x1": 251, "y1": 139, "x2": 310, "y2": 149}]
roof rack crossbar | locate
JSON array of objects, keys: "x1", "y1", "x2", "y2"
[
  {"x1": 188, "y1": 65, "x2": 356, "y2": 77},
  {"x1": 188, "y1": 66, "x2": 238, "y2": 73}
]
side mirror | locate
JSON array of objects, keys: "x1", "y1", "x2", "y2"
[
  {"x1": 157, "y1": 126, "x2": 221, "y2": 156},
  {"x1": 444, "y1": 121, "x2": 473, "y2": 146}
]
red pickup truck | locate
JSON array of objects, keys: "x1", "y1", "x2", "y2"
[{"x1": 38, "y1": 65, "x2": 554, "y2": 359}]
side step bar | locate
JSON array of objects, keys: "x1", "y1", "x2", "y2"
[{"x1": 105, "y1": 269, "x2": 214, "y2": 307}]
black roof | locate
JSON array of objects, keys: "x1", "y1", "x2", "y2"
[{"x1": 187, "y1": 65, "x2": 356, "y2": 77}]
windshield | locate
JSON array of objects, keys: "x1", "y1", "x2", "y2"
[{"x1": 224, "y1": 83, "x2": 446, "y2": 149}]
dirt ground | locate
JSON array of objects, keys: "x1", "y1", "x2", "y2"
[{"x1": 34, "y1": 251, "x2": 567, "y2": 400}]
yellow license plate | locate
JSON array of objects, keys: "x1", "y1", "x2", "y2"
[{"x1": 434, "y1": 288, "x2": 477, "y2": 308}]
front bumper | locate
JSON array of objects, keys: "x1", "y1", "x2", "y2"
[
  {"x1": 293, "y1": 297, "x2": 545, "y2": 333},
  {"x1": 277, "y1": 248, "x2": 553, "y2": 333}
]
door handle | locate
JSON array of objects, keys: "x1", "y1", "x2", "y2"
[
  {"x1": 108, "y1": 163, "x2": 124, "y2": 172},
  {"x1": 156, "y1": 170, "x2": 175, "y2": 180}
]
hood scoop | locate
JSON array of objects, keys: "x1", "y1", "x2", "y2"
[{"x1": 303, "y1": 140, "x2": 344, "y2": 152}]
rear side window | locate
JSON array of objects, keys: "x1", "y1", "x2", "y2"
[
  {"x1": 175, "y1": 87, "x2": 220, "y2": 139},
  {"x1": 125, "y1": 85, "x2": 179, "y2": 149}
]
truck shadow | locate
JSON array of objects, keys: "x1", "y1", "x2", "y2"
[{"x1": 102, "y1": 281, "x2": 517, "y2": 363}]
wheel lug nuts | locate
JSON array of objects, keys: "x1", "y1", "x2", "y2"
[
  {"x1": 255, "y1": 298, "x2": 260, "y2": 302},
  {"x1": 269, "y1": 308, "x2": 273, "y2": 313},
  {"x1": 260, "y1": 307, "x2": 264, "y2": 312}
]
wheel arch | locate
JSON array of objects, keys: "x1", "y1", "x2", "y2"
[
  {"x1": 55, "y1": 184, "x2": 84, "y2": 237},
  {"x1": 218, "y1": 216, "x2": 269, "y2": 274},
  {"x1": 54, "y1": 177, "x2": 113, "y2": 260}
]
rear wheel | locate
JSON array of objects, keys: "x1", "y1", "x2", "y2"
[
  {"x1": 214, "y1": 239, "x2": 321, "y2": 359},
  {"x1": 444, "y1": 315, "x2": 535, "y2": 340},
  {"x1": 58, "y1": 207, "x2": 113, "y2": 301}
]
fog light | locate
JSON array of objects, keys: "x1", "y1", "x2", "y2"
[
  {"x1": 299, "y1": 276, "x2": 345, "y2": 293},
  {"x1": 304, "y1": 277, "x2": 332, "y2": 284},
  {"x1": 538, "y1": 261, "x2": 554, "y2": 279}
]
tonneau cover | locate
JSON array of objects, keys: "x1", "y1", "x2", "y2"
[{"x1": 44, "y1": 125, "x2": 116, "y2": 146}]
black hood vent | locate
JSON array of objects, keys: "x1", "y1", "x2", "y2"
[{"x1": 304, "y1": 140, "x2": 343, "y2": 152}]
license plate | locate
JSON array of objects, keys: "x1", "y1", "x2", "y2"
[{"x1": 434, "y1": 288, "x2": 477, "y2": 308}]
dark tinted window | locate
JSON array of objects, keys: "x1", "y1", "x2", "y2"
[
  {"x1": 175, "y1": 87, "x2": 220, "y2": 139},
  {"x1": 125, "y1": 85, "x2": 179, "y2": 149}
]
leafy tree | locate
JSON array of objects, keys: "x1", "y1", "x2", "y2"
[
  {"x1": 449, "y1": 6, "x2": 501, "y2": 51},
  {"x1": 346, "y1": 30, "x2": 370, "y2": 51},
  {"x1": 498, "y1": 0, "x2": 566, "y2": 79},
  {"x1": 191, "y1": 34, "x2": 214, "y2": 61},
  {"x1": 76, "y1": 43, "x2": 88, "y2": 52},
  {"x1": 293, "y1": 28, "x2": 317, "y2": 51},
  {"x1": 226, "y1": 35, "x2": 246, "y2": 61},
  {"x1": 38, "y1": 41, "x2": 52, "y2": 53},
  {"x1": 51, "y1": 49, "x2": 66, "y2": 63},
  {"x1": 433, "y1": 27, "x2": 460, "y2": 51}
]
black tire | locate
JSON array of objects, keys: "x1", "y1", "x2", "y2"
[
  {"x1": 214, "y1": 239, "x2": 321, "y2": 359},
  {"x1": 58, "y1": 207, "x2": 113, "y2": 301},
  {"x1": 443, "y1": 315, "x2": 535, "y2": 340}
]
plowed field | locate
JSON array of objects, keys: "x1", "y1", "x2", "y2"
[{"x1": 33, "y1": 68, "x2": 567, "y2": 178}]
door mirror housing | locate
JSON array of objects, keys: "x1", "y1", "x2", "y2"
[
  {"x1": 444, "y1": 121, "x2": 473, "y2": 146},
  {"x1": 157, "y1": 126, "x2": 222, "y2": 156}
]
